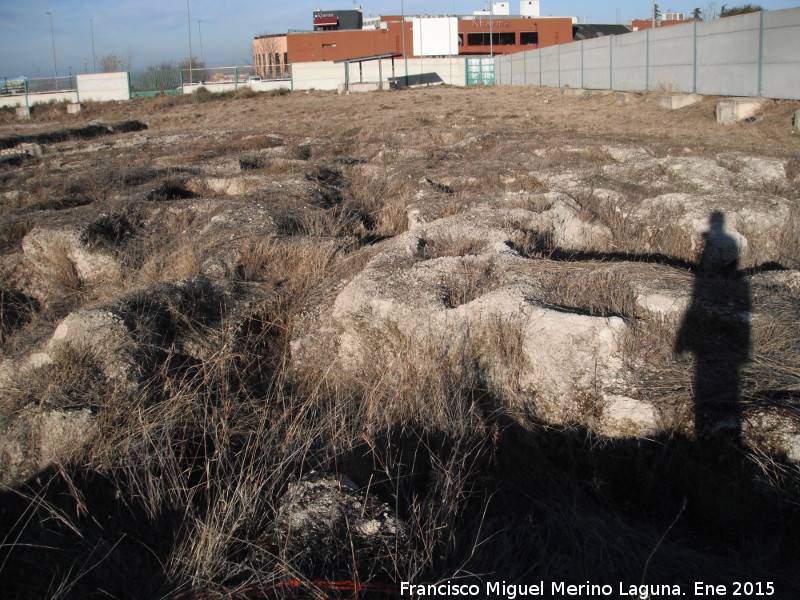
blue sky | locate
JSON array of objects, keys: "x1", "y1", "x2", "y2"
[{"x1": 1, "y1": 1, "x2": 797, "y2": 78}]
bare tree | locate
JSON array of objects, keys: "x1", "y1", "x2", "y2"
[
  {"x1": 99, "y1": 48, "x2": 134, "y2": 73},
  {"x1": 253, "y1": 35, "x2": 285, "y2": 79},
  {"x1": 178, "y1": 57, "x2": 207, "y2": 84}
]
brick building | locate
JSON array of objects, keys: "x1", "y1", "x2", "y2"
[{"x1": 285, "y1": 14, "x2": 574, "y2": 64}]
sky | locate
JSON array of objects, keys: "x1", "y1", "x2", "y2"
[{"x1": 1, "y1": 1, "x2": 797, "y2": 78}]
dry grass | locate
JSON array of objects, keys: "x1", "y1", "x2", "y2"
[
  {"x1": 418, "y1": 234, "x2": 486, "y2": 260},
  {"x1": 441, "y1": 258, "x2": 500, "y2": 309},
  {"x1": 540, "y1": 269, "x2": 639, "y2": 318}
]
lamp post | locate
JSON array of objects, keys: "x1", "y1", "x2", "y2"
[
  {"x1": 46, "y1": 12, "x2": 58, "y2": 90},
  {"x1": 198, "y1": 20, "x2": 204, "y2": 66},
  {"x1": 652, "y1": 1, "x2": 656, "y2": 28},
  {"x1": 489, "y1": 2, "x2": 493, "y2": 57},
  {"x1": 186, "y1": 0, "x2": 193, "y2": 84},
  {"x1": 90, "y1": 19, "x2": 97, "y2": 73},
  {"x1": 401, "y1": 0, "x2": 408, "y2": 86}
]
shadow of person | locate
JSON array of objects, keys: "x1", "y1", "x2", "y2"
[{"x1": 676, "y1": 211, "x2": 751, "y2": 453}]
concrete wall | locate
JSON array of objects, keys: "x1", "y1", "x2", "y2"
[
  {"x1": 0, "y1": 91, "x2": 77, "y2": 108},
  {"x1": 182, "y1": 80, "x2": 291, "y2": 94},
  {"x1": 494, "y1": 7, "x2": 800, "y2": 100},
  {"x1": 76, "y1": 72, "x2": 130, "y2": 102},
  {"x1": 292, "y1": 57, "x2": 467, "y2": 90}
]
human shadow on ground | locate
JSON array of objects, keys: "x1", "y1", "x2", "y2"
[{"x1": 675, "y1": 211, "x2": 751, "y2": 452}]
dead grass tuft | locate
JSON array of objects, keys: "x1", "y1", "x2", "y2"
[
  {"x1": 441, "y1": 258, "x2": 500, "y2": 308},
  {"x1": 418, "y1": 235, "x2": 486, "y2": 260},
  {"x1": 540, "y1": 269, "x2": 639, "y2": 318}
]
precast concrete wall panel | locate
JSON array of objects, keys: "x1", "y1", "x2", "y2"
[
  {"x1": 292, "y1": 62, "x2": 343, "y2": 90},
  {"x1": 761, "y1": 8, "x2": 800, "y2": 99},
  {"x1": 77, "y1": 72, "x2": 130, "y2": 101},
  {"x1": 612, "y1": 33, "x2": 648, "y2": 91},
  {"x1": 649, "y1": 25, "x2": 694, "y2": 93},
  {"x1": 696, "y1": 13, "x2": 760, "y2": 96},
  {"x1": 540, "y1": 47, "x2": 560, "y2": 87},
  {"x1": 582, "y1": 37, "x2": 612, "y2": 90},
  {"x1": 497, "y1": 58, "x2": 512, "y2": 85},
  {"x1": 559, "y1": 43, "x2": 583, "y2": 89},
  {"x1": 510, "y1": 52, "x2": 528, "y2": 86},
  {"x1": 496, "y1": 9, "x2": 800, "y2": 100}
]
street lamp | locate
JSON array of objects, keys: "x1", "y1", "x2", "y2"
[
  {"x1": 198, "y1": 20, "x2": 204, "y2": 66},
  {"x1": 186, "y1": 0, "x2": 193, "y2": 84},
  {"x1": 46, "y1": 12, "x2": 58, "y2": 90},
  {"x1": 90, "y1": 19, "x2": 97, "y2": 73},
  {"x1": 401, "y1": 0, "x2": 408, "y2": 86}
]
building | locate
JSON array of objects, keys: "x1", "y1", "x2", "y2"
[
  {"x1": 254, "y1": 2, "x2": 628, "y2": 70},
  {"x1": 572, "y1": 24, "x2": 631, "y2": 40},
  {"x1": 629, "y1": 16, "x2": 695, "y2": 30},
  {"x1": 285, "y1": 13, "x2": 574, "y2": 64},
  {"x1": 313, "y1": 9, "x2": 363, "y2": 31},
  {"x1": 253, "y1": 34, "x2": 289, "y2": 78}
]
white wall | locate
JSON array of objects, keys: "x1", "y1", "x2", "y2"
[
  {"x1": 413, "y1": 17, "x2": 459, "y2": 56},
  {"x1": 292, "y1": 57, "x2": 467, "y2": 90},
  {"x1": 77, "y1": 72, "x2": 130, "y2": 102},
  {"x1": 0, "y1": 91, "x2": 77, "y2": 108}
]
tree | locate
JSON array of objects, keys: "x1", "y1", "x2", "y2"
[
  {"x1": 146, "y1": 60, "x2": 178, "y2": 71},
  {"x1": 178, "y1": 57, "x2": 207, "y2": 84},
  {"x1": 692, "y1": 7, "x2": 703, "y2": 19},
  {"x1": 99, "y1": 48, "x2": 134, "y2": 73},
  {"x1": 653, "y1": 3, "x2": 662, "y2": 21},
  {"x1": 720, "y1": 4, "x2": 762, "y2": 16}
]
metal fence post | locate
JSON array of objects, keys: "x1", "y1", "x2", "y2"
[
  {"x1": 693, "y1": 20, "x2": 698, "y2": 94},
  {"x1": 235, "y1": 67, "x2": 238, "y2": 91},
  {"x1": 24, "y1": 79, "x2": 29, "y2": 109},
  {"x1": 523, "y1": 50, "x2": 527, "y2": 86},
  {"x1": 539, "y1": 48, "x2": 542, "y2": 87},
  {"x1": 581, "y1": 40, "x2": 584, "y2": 89},
  {"x1": 757, "y1": 10, "x2": 764, "y2": 97},
  {"x1": 558, "y1": 44, "x2": 561, "y2": 88},
  {"x1": 646, "y1": 29, "x2": 650, "y2": 92},
  {"x1": 609, "y1": 36, "x2": 613, "y2": 90}
]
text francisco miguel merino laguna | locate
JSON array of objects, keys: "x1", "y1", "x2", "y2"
[{"x1": 400, "y1": 580, "x2": 776, "y2": 598}]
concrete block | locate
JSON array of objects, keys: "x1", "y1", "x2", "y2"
[
  {"x1": 658, "y1": 94, "x2": 703, "y2": 110},
  {"x1": 67, "y1": 103, "x2": 82, "y2": 114},
  {"x1": 561, "y1": 87, "x2": 588, "y2": 97},
  {"x1": 794, "y1": 109, "x2": 800, "y2": 132},
  {"x1": 16, "y1": 106, "x2": 30, "y2": 119},
  {"x1": 716, "y1": 97, "x2": 765, "y2": 125}
]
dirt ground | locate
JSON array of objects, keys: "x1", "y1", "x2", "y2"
[{"x1": 3, "y1": 85, "x2": 799, "y2": 155}]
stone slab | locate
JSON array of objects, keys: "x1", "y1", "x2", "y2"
[
  {"x1": 658, "y1": 94, "x2": 703, "y2": 110},
  {"x1": 795, "y1": 109, "x2": 800, "y2": 132}
]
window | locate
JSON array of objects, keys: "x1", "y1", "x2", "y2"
[
  {"x1": 467, "y1": 32, "x2": 516, "y2": 46},
  {"x1": 498, "y1": 32, "x2": 515, "y2": 45},
  {"x1": 520, "y1": 31, "x2": 539, "y2": 45},
  {"x1": 467, "y1": 32, "x2": 488, "y2": 46}
]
